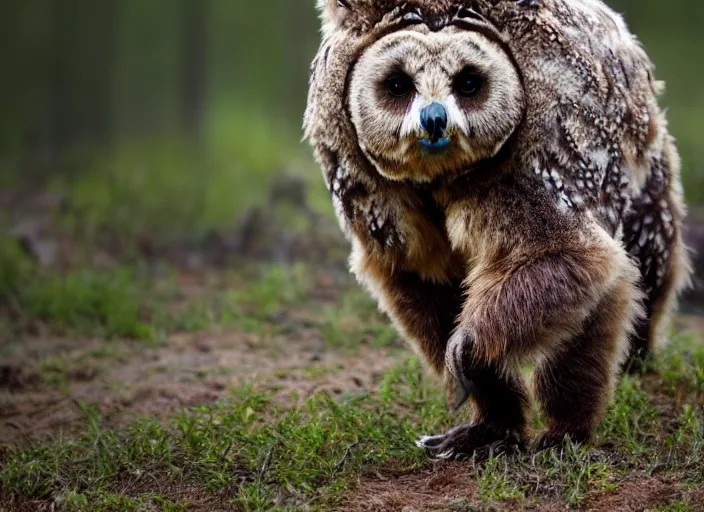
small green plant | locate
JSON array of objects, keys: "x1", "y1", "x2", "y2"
[
  {"x1": 670, "y1": 404, "x2": 704, "y2": 461},
  {"x1": 652, "y1": 335, "x2": 704, "y2": 395},
  {"x1": 598, "y1": 375, "x2": 659, "y2": 455},
  {"x1": 65, "y1": 490, "x2": 89, "y2": 511},
  {"x1": 478, "y1": 455, "x2": 525, "y2": 503}
]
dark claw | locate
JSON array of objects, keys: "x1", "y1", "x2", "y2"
[
  {"x1": 417, "y1": 423, "x2": 526, "y2": 461},
  {"x1": 516, "y1": 0, "x2": 542, "y2": 7},
  {"x1": 445, "y1": 330, "x2": 477, "y2": 410}
]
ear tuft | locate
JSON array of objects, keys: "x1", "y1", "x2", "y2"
[{"x1": 317, "y1": 0, "x2": 350, "y2": 36}]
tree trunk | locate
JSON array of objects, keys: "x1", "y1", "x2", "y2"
[
  {"x1": 50, "y1": 0, "x2": 116, "y2": 158},
  {"x1": 182, "y1": 0, "x2": 208, "y2": 143}
]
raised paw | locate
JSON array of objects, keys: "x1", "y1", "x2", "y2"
[{"x1": 416, "y1": 422, "x2": 526, "y2": 461}]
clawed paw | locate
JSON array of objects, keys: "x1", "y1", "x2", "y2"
[
  {"x1": 416, "y1": 433, "x2": 469, "y2": 460},
  {"x1": 416, "y1": 423, "x2": 526, "y2": 461}
]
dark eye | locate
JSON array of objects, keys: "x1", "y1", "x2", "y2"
[
  {"x1": 454, "y1": 68, "x2": 483, "y2": 97},
  {"x1": 385, "y1": 73, "x2": 415, "y2": 98}
]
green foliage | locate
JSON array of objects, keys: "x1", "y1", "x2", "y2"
[
  {"x1": 649, "y1": 335, "x2": 704, "y2": 394},
  {"x1": 54, "y1": 114, "x2": 304, "y2": 250},
  {"x1": 22, "y1": 268, "x2": 153, "y2": 339},
  {"x1": 1, "y1": 237, "x2": 151, "y2": 339},
  {"x1": 534, "y1": 445, "x2": 619, "y2": 506},
  {"x1": 0, "y1": 238, "x2": 35, "y2": 304},
  {"x1": 478, "y1": 456, "x2": 525, "y2": 503},
  {"x1": 597, "y1": 376, "x2": 659, "y2": 455},
  {"x1": 36, "y1": 344, "x2": 128, "y2": 387},
  {"x1": 1, "y1": 235, "x2": 322, "y2": 340},
  {"x1": 670, "y1": 405, "x2": 704, "y2": 461},
  {"x1": 225, "y1": 263, "x2": 311, "y2": 324},
  {"x1": 166, "y1": 263, "x2": 314, "y2": 334}
]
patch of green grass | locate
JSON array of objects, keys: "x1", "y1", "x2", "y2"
[
  {"x1": 597, "y1": 375, "x2": 659, "y2": 455},
  {"x1": 2, "y1": 331, "x2": 703, "y2": 510},
  {"x1": 63, "y1": 491, "x2": 191, "y2": 512},
  {"x1": 165, "y1": 263, "x2": 314, "y2": 335},
  {"x1": 321, "y1": 287, "x2": 400, "y2": 351},
  {"x1": 536, "y1": 445, "x2": 619, "y2": 506},
  {"x1": 670, "y1": 404, "x2": 704, "y2": 462},
  {"x1": 48, "y1": 104, "x2": 310, "y2": 250},
  {"x1": 0, "y1": 237, "x2": 34, "y2": 305},
  {"x1": 0, "y1": 360, "x2": 451, "y2": 511},
  {"x1": 23, "y1": 268, "x2": 154, "y2": 340},
  {"x1": 2, "y1": 235, "x2": 320, "y2": 341},
  {"x1": 650, "y1": 335, "x2": 704, "y2": 395},
  {"x1": 156, "y1": 263, "x2": 315, "y2": 335},
  {"x1": 478, "y1": 455, "x2": 525, "y2": 503},
  {"x1": 1, "y1": 238, "x2": 154, "y2": 340},
  {"x1": 161, "y1": 299, "x2": 217, "y2": 333},
  {"x1": 36, "y1": 358, "x2": 74, "y2": 388},
  {"x1": 35, "y1": 344, "x2": 128, "y2": 387},
  {"x1": 223, "y1": 263, "x2": 311, "y2": 327}
]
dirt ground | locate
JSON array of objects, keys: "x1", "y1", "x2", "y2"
[
  {"x1": 346, "y1": 467, "x2": 704, "y2": 512},
  {"x1": 0, "y1": 327, "x2": 402, "y2": 447},
  {"x1": 3, "y1": 309, "x2": 702, "y2": 446},
  {"x1": 2, "y1": 305, "x2": 703, "y2": 511}
]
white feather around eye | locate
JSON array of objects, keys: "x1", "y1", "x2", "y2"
[
  {"x1": 444, "y1": 95, "x2": 469, "y2": 135},
  {"x1": 400, "y1": 97, "x2": 424, "y2": 139}
]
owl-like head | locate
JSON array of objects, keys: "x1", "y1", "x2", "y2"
[{"x1": 345, "y1": 13, "x2": 525, "y2": 182}]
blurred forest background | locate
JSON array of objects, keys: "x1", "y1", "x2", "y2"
[{"x1": 0, "y1": 0, "x2": 702, "y2": 268}]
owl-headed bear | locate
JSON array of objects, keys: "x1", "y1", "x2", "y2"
[{"x1": 304, "y1": 0, "x2": 690, "y2": 457}]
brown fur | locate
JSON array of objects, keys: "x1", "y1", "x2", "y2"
[
  {"x1": 535, "y1": 270, "x2": 640, "y2": 446},
  {"x1": 304, "y1": 0, "x2": 691, "y2": 456}
]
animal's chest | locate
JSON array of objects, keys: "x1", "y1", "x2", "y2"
[{"x1": 357, "y1": 187, "x2": 465, "y2": 284}]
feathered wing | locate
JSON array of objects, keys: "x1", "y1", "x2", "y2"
[
  {"x1": 480, "y1": 0, "x2": 663, "y2": 231},
  {"x1": 481, "y1": 0, "x2": 690, "y2": 355}
]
